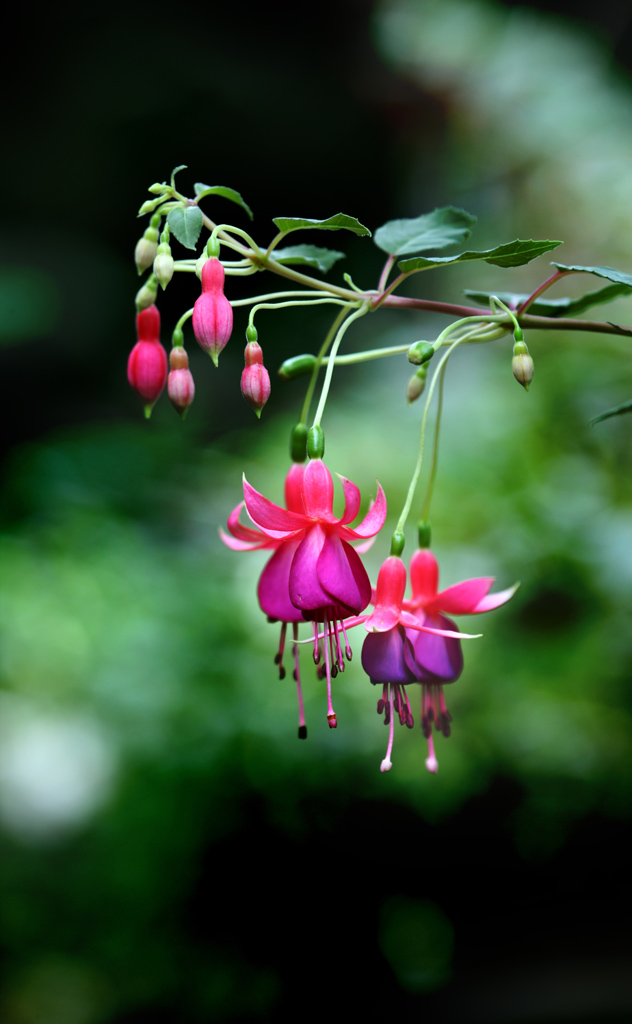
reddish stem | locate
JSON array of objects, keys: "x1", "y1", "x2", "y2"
[{"x1": 516, "y1": 270, "x2": 573, "y2": 316}]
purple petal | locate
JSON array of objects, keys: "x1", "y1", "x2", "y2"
[
  {"x1": 337, "y1": 474, "x2": 361, "y2": 525},
  {"x1": 317, "y1": 533, "x2": 372, "y2": 615},
  {"x1": 257, "y1": 541, "x2": 305, "y2": 623},
  {"x1": 408, "y1": 612, "x2": 464, "y2": 683},
  {"x1": 341, "y1": 482, "x2": 387, "y2": 539},
  {"x1": 429, "y1": 577, "x2": 494, "y2": 615},
  {"x1": 243, "y1": 475, "x2": 308, "y2": 537},
  {"x1": 361, "y1": 626, "x2": 417, "y2": 685}
]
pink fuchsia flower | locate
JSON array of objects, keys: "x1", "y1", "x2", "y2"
[
  {"x1": 403, "y1": 548, "x2": 518, "y2": 772},
  {"x1": 241, "y1": 340, "x2": 271, "y2": 418},
  {"x1": 220, "y1": 463, "x2": 309, "y2": 737},
  {"x1": 168, "y1": 346, "x2": 195, "y2": 419},
  {"x1": 243, "y1": 458, "x2": 387, "y2": 728},
  {"x1": 127, "y1": 304, "x2": 168, "y2": 416},
  {"x1": 357, "y1": 555, "x2": 480, "y2": 773},
  {"x1": 192, "y1": 258, "x2": 233, "y2": 365}
]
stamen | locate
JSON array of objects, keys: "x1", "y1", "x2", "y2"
[
  {"x1": 380, "y1": 684, "x2": 395, "y2": 772},
  {"x1": 312, "y1": 622, "x2": 321, "y2": 665},
  {"x1": 339, "y1": 618, "x2": 353, "y2": 660},
  {"x1": 274, "y1": 622, "x2": 287, "y2": 680},
  {"x1": 323, "y1": 618, "x2": 337, "y2": 728},
  {"x1": 293, "y1": 624, "x2": 307, "y2": 740},
  {"x1": 402, "y1": 686, "x2": 414, "y2": 729},
  {"x1": 425, "y1": 733, "x2": 439, "y2": 774}
]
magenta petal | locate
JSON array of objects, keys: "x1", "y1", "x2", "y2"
[
  {"x1": 341, "y1": 482, "x2": 387, "y2": 539},
  {"x1": 400, "y1": 610, "x2": 480, "y2": 639},
  {"x1": 429, "y1": 577, "x2": 494, "y2": 615},
  {"x1": 227, "y1": 501, "x2": 267, "y2": 543},
  {"x1": 317, "y1": 533, "x2": 372, "y2": 615},
  {"x1": 408, "y1": 613, "x2": 464, "y2": 683},
  {"x1": 243, "y1": 476, "x2": 308, "y2": 536},
  {"x1": 289, "y1": 525, "x2": 332, "y2": 611},
  {"x1": 219, "y1": 528, "x2": 268, "y2": 552},
  {"x1": 337, "y1": 474, "x2": 361, "y2": 525},
  {"x1": 361, "y1": 626, "x2": 417, "y2": 685},
  {"x1": 471, "y1": 582, "x2": 519, "y2": 613},
  {"x1": 302, "y1": 459, "x2": 336, "y2": 521},
  {"x1": 257, "y1": 541, "x2": 305, "y2": 623}
]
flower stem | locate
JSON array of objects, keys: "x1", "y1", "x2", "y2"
[
  {"x1": 312, "y1": 303, "x2": 369, "y2": 429},
  {"x1": 247, "y1": 297, "x2": 351, "y2": 331},
  {"x1": 299, "y1": 307, "x2": 351, "y2": 426}
]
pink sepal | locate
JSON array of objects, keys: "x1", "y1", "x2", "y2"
[
  {"x1": 242, "y1": 475, "x2": 308, "y2": 537},
  {"x1": 337, "y1": 474, "x2": 361, "y2": 525},
  {"x1": 408, "y1": 549, "x2": 439, "y2": 603},
  {"x1": 302, "y1": 460, "x2": 337, "y2": 522},
  {"x1": 427, "y1": 577, "x2": 494, "y2": 615},
  {"x1": 470, "y1": 582, "x2": 520, "y2": 613},
  {"x1": 340, "y1": 482, "x2": 387, "y2": 539},
  {"x1": 400, "y1": 609, "x2": 482, "y2": 639}
]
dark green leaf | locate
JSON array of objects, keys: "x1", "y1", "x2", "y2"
[
  {"x1": 463, "y1": 283, "x2": 632, "y2": 318},
  {"x1": 167, "y1": 206, "x2": 203, "y2": 250},
  {"x1": 398, "y1": 239, "x2": 562, "y2": 273},
  {"x1": 270, "y1": 244, "x2": 345, "y2": 274},
  {"x1": 374, "y1": 207, "x2": 476, "y2": 256},
  {"x1": 591, "y1": 399, "x2": 632, "y2": 425},
  {"x1": 552, "y1": 262, "x2": 632, "y2": 288},
  {"x1": 170, "y1": 165, "x2": 187, "y2": 188},
  {"x1": 272, "y1": 214, "x2": 371, "y2": 237},
  {"x1": 194, "y1": 183, "x2": 254, "y2": 221}
]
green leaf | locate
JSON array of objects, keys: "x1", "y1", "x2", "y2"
[
  {"x1": 167, "y1": 206, "x2": 203, "y2": 250},
  {"x1": 374, "y1": 207, "x2": 476, "y2": 256},
  {"x1": 194, "y1": 183, "x2": 254, "y2": 221},
  {"x1": 590, "y1": 399, "x2": 632, "y2": 425},
  {"x1": 552, "y1": 262, "x2": 632, "y2": 288},
  {"x1": 398, "y1": 239, "x2": 563, "y2": 273},
  {"x1": 463, "y1": 283, "x2": 632, "y2": 318},
  {"x1": 270, "y1": 244, "x2": 345, "y2": 274},
  {"x1": 272, "y1": 214, "x2": 371, "y2": 237},
  {"x1": 170, "y1": 165, "x2": 187, "y2": 188}
]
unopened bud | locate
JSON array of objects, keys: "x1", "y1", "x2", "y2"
[
  {"x1": 417, "y1": 520, "x2": 431, "y2": 549},
  {"x1": 135, "y1": 273, "x2": 158, "y2": 312},
  {"x1": 154, "y1": 242, "x2": 174, "y2": 290},
  {"x1": 278, "y1": 353, "x2": 317, "y2": 381},
  {"x1": 135, "y1": 226, "x2": 159, "y2": 274},
  {"x1": 168, "y1": 347, "x2": 195, "y2": 419},
  {"x1": 512, "y1": 339, "x2": 534, "y2": 391},
  {"x1": 407, "y1": 340, "x2": 435, "y2": 365},
  {"x1": 307, "y1": 424, "x2": 325, "y2": 460},
  {"x1": 290, "y1": 423, "x2": 308, "y2": 463},
  {"x1": 192, "y1": 258, "x2": 233, "y2": 365},
  {"x1": 246, "y1": 324, "x2": 258, "y2": 343},
  {"x1": 407, "y1": 364, "x2": 428, "y2": 404},
  {"x1": 127, "y1": 304, "x2": 168, "y2": 417},
  {"x1": 241, "y1": 342, "x2": 270, "y2": 418}
]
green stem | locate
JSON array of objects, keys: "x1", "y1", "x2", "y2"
[
  {"x1": 211, "y1": 223, "x2": 262, "y2": 256},
  {"x1": 300, "y1": 307, "x2": 351, "y2": 426},
  {"x1": 419, "y1": 362, "x2": 446, "y2": 523},
  {"x1": 231, "y1": 289, "x2": 340, "y2": 308},
  {"x1": 175, "y1": 308, "x2": 194, "y2": 332},
  {"x1": 313, "y1": 303, "x2": 369, "y2": 428},
  {"x1": 247, "y1": 297, "x2": 350, "y2": 330}
]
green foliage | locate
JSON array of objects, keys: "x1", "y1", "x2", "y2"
[
  {"x1": 166, "y1": 206, "x2": 204, "y2": 250},
  {"x1": 398, "y1": 239, "x2": 562, "y2": 272},
  {"x1": 194, "y1": 183, "x2": 254, "y2": 221},
  {"x1": 270, "y1": 244, "x2": 345, "y2": 273},
  {"x1": 272, "y1": 213, "x2": 371, "y2": 236},
  {"x1": 552, "y1": 262, "x2": 632, "y2": 288},
  {"x1": 464, "y1": 283, "x2": 632, "y2": 317},
  {"x1": 590, "y1": 398, "x2": 632, "y2": 424},
  {"x1": 374, "y1": 206, "x2": 476, "y2": 256}
]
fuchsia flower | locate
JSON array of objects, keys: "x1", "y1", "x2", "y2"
[
  {"x1": 220, "y1": 464, "x2": 309, "y2": 736},
  {"x1": 127, "y1": 304, "x2": 168, "y2": 414},
  {"x1": 241, "y1": 340, "x2": 271, "y2": 418},
  {"x1": 192, "y1": 258, "x2": 233, "y2": 365},
  {"x1": 357, "y1": 551, "x2": 517, "y2": 773},
  {"x1": 242, "y1": 459, "x2": 387, "y2": 727}
]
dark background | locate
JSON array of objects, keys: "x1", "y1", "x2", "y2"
[{"x1": 2, "y1": 2, "x2": 632, "y2": 1021}]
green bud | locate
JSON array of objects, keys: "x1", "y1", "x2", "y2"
[
  {"x1": 137, "y1": 199, "x2": 160, "y2": 216},
  {"x1": 134, "y1": 228, "x2": 159, "y2": 275},
  {"x1": 148, "y1": 182, "x2": 170, "y2": 194},
  {"x1": 512, "y1": 338, "x2": 534, "y2": 391},
  {"x1": 154, "y1": 240, "x2": 174, "y2": 290},
  {"x1": 246, "y1": 324, "x2": 258, "y2": 343},
  {"x1": 407, "y1": 364, "x2": 428, "y2": 404},
  {"x1": 172, "y1": 326, "x2": 184, "y2": 347},
  {"x1": 407, "y1": 340, "x2": 435, "y2": 365},
  {"x1": 278, "y1": 353, "x2": 318, "y2": 381},
  {"x1": 207, "y1": 236, "x2": 221, "y2": 259},
  {"x1": 307, "y1": 424, "x2": 325, "y2": 461},
  {"x1": 390, "y1": 531, "x2": 405, "y2": 557},
  {"x1": 417, "y1": 521, "x2": 431, "y2": 549},
  {"x1": 513, "y1": 325, "x2": 524, "y2": 343},
  {"x1": 135, "y1": 273, "x2": 158, "y2": 311},
  {"x1": 290, "y1": 423, "x2": 308, "y2": 463}
]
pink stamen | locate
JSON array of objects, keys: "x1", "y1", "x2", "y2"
[
  {"x1": 293, "y1": 623, "x2": 307, "y2": 740},
  {"x1": 339, "y1": 618, "x2": 353, "y2": 661},
  {"x1": 323, "y1": 619, "x2": 337, "y2": 728},
  {"x1": 380, "y1": 684, "x2": 395, "y2": 772},
  {"x1": 425, "y1": 733, "x2": 439, "y2": 774}
]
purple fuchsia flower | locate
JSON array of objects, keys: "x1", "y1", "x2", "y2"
[
  {"x1": 242, "y1": 458, "x2": 387, "y2": 728},
  {"x1": 357, "y1": 556, "x2": 480, "y2": 773},
  {"x1": 220, "y1": 463, "x2": 310, "y2": 736}
]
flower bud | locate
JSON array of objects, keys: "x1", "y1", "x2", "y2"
[
  {"x1": 307, "y1": 424, "x2": 325, "y2": 460},
  {"x1": 290, "y1": 423, "x2": 308, "y2": 463},
  {"x1": 153, "y1": 241, "x2": 174, "y2": 290},
  {"x1": 407, "y1": 340, "x2": 435, "y2": 365},
  {"x1": 241, "y1": 341, "x2": 270, "y2": 418},
  {"x1": 278, "y1": 353, "x2": 317, "y2": 381},
  {"x1": 512, "y1": 339, "x2": 534, "y2": 391},
  {"x1": 192, "y1": 258, "x2": 233, "y2": 366},
  {"x1": 407, "y1": 364, "x2": 428, "y2": 404},
  {"x1": 127, "y1": 305, "x2": 168, "y2": 417},
  {"x1": 134, "y1": 226, "x2": 159, "y2": 275},
  {"x1": 135, "y1": 273, "x2": 158, "y2": 312},
  {"x1": 168, "y1": 347, "x2": 195, "y2": 419}
]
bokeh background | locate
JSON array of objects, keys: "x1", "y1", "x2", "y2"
[{"x1": 2, "y1": 1, "x2": 632, "y2": 1020}]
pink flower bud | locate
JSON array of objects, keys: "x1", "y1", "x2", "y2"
[
  {"x1": 241, "y1": 341, "x2": 270, "y2": 418},
  {"x1": 192, "y1": 258, "x2": 233, "y2": 366},
  {"x1": 168, "y1": 347, "x2": 195, "y2": 419},
  {"x1": 127, "y1": 304, "x2": 168, "y2": 417}
]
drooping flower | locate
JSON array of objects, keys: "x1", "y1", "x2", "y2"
[
  {"x1": 127, "y1": 304, "x2": 168, "y2": 416},
  {"x1": 168, "y1": 346, "x2": 195, "y2": 419},
  {"x1": 242, "y1": 458, "x2": 387, "y2": 728},
  {"x1": 402, "y1": 548, "x2": 518, "y2": 772},
  {"x1": 192, "y1": 258, "x2": 233, "y2": 365},
  {"x1": 241, "y1": 340, "x2": 271, "y2": 418},
  {"x1": 220, "y1": 463, "x2": 309, "y2": 737},
  {"x1": 358, "y1": 556, "x2": 481, "y2": 773}
]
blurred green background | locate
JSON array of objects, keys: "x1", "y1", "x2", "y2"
[{"x1": 2, "y1": 1, "x2": 632, "y2": 1021}]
